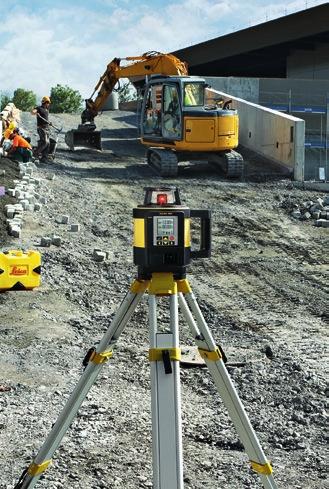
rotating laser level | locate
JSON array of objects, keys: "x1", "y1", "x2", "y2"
[
  {"x1": 15, "y1": 188, "x2": 278, "y2": 489},
  {"x1": 133, "y1": 187, "x2": 211, "y2": 279}
]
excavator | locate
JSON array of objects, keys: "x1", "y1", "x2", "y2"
[{"x1": 65, "y1": 51, "x2": 244, "y2": 177}]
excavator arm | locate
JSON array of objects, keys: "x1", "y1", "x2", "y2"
[{"x1": 81, "y1": 51, "x2": 188, "y2": 125}]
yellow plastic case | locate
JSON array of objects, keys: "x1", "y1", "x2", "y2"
[{"x1": 0, "y1": 250, "x2": 41, "y2": 291}]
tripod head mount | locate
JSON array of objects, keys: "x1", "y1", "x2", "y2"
[{"x1": 133, "y1": 187, "x2": 211, "y2": 280}]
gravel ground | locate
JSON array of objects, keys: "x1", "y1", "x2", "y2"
[{"x1": 0, "y1": 111, "x2": 328, "y2": 489}]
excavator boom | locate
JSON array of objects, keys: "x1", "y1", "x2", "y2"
[{"x1": 86, "y1": 52, "x2": 188, "y2": 120}]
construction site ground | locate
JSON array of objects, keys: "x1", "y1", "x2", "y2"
[{"x1": 0, "y1": 111, "x2": 328, "y2": 489}]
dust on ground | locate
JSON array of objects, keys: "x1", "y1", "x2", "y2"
[{"x1": 0, "y1": 111, "x2": 328, "y2": 489}]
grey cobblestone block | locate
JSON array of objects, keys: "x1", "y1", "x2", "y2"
[
  {"x1": 9, "y1": 225, "x2": 21, "y2": 238},
  {"x1": 21, "y1": 200, "x2": 30, "y2": 211},
  {"x1": 70, "y1": 223, "x2": 80, "y2": 232},
  {"x1": 312, "y1": 211, "x2": 321, "y2": 220},
  {"x1": 40, "y1": 237, "x2": 52, "y2": 247},
  {"x1": 301, "y1": 211, "x2": 311, "y2": 220},
  {"x1": 52, "y1": 236, "x2": 62, "y2": 246},
  {"x1": 93, "y1": 250, "x2": 107, "y2": 262},
  {"x1": 291, "y1": 210, "x2": 301, "y2": 219},
  {"x1": 56, "y1": 215, "x2": 69, "y2": 224}
]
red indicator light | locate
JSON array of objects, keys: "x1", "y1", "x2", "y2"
[{"x1": 157, "y1": 193, "x2": 168, "y2": 205}]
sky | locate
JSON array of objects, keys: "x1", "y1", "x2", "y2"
[{"x1": 0, "y1": 0, "x2": 327, "y2": 100}]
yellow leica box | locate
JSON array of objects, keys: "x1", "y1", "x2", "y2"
[{"x1": 0, "y1": 250, "x2": 41, "y2": 291}]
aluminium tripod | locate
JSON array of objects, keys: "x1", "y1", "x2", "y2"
[{"x1": 15, "y1": 273, "x2": 278, "y2": 489}]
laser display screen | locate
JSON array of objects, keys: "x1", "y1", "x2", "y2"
[
  {"x1": 158, "y1": 218, "x2": 174, "y2": 235},
  {"x1": 153, "y1": 216, "x2": 178, "y2": 246}
]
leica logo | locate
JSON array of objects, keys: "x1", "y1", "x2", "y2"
[{"x1": 9, "y1": 265, "x2": 28, "y2": 276}]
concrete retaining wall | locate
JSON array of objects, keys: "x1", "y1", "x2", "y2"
[{"x1": 206, "y1": 88, "x2": 305, "y2": 181}]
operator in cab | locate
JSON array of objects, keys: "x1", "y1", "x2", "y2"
[{"x1": 32, "y1": 96, "x2": 52, "y2": 163}]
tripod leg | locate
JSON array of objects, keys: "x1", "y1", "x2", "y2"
[
  {"x1": 149, "y1": 293, "x2": 184, "y2": 489},
  {"x1": 178, "y1": 287, "x2": 278, "y2": 489},
  {"x1": 15, "y1": 280, "x2": 148, "y2": 489}
]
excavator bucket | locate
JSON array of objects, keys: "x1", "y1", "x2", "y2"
[{"x1": 65, "y1": 129, "x2": 102, "y2": 151}]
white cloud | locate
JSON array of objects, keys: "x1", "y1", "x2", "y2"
[{"x1": 0, "y1": 0, "x2": 326, "y2": 99}]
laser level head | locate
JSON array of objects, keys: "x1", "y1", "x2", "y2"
[
  {"x1": 133, "y1": 187, "x2": 211, "y2": 279},
  {"x1": 143, "y1": 187, "x2": 181, "y2": 206}
]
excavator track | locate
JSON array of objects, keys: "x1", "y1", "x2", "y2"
[
  {"x1": 210, "y1": 150, "x2": 244, "y2": 178},
  {"x1": 147, "y1": 148, "x2": 178, "y2": 177}
]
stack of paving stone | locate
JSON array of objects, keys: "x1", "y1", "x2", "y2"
[
  {"x1": 0, "y1": 102, "x2": 20, "y2": 130},
  {"x1": 5, "y1": 161, "x2": 44, "y2": 238},
  {"x1": 290, "y1": 196, "x2": 329, "y2": 228}
]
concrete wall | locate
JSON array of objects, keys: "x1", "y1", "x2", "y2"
[
  {"x1": 206, "y1": 76, "x2": 329, "y2": 107},
  {"x1": 207, "y1": 88, "x2": 305, "y2": 181},
  {"x1": 205, "y1": 77, "x2": 259, "y2": 103}
]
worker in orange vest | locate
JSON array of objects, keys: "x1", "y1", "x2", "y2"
[{"x1": 7, "y1": 128, "x2": 33, "y2": 163}]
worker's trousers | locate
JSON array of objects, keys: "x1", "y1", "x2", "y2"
[{"x1": 37, "y1": 127, "x2": 50, "y2": 159}]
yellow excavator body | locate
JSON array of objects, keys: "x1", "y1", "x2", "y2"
[{"x1": 141, "y1": 112, "x2": 239, "y2": 152}]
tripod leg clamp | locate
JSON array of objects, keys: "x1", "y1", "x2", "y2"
[
  {"x1": 90, "y1": 350, "x2": 113, "y2": 364},
  {"x1": 250, "y1": 460, "x2": 273, "y2": 476},
  {"x1": 198, "y1": 347, "x2": 222, "y2": 362},
  {"x1": 149, "y1": 348, "x2": 181, "y2": 375},
  {"x1": 27, "y1": 459, "x2": 52, "y2": 476},
  {"x1": 149, "y1": 348, "x2": 181, "y2": 362},
  {"x1": 83, "y1": 347, "x2": 113, "y2": 366}
]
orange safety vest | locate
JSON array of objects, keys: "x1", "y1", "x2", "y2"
[{"x1": 11, "y1": 134, "x2": 32, "y2": 149}]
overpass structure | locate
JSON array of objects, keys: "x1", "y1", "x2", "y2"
[{"x1": 173, "y1": 4, "x2": 329, "y2": 181}]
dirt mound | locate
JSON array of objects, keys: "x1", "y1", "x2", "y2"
[{"x1": 0, "y1": 158, "x2": 20, "y2": 246}]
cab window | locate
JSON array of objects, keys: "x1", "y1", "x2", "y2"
[
  {"x1": 142, "y1": 84, "x2": 162, "y2": 135},
  {"x1": 162, "y1": 84, "x2": 182, "y2": 139},
  {"x1": 183, "y1": 83, "x2": 204, "y2": 106}
]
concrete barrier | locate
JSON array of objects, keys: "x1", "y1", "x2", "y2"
[{"x1": 206, "y1": 88, "x2": 305, "y2": 181}]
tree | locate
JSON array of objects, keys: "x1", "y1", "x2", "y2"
[
  {"x1": 117, "y1": 81, "x2": 137, "y2": 103},
  {"x1": 50, "y1": 84, "x2": 83, "y2": 113},
  {"x1": 12, "y1": 88, "x2": 37, "y2": 111},
  {"x1": 0, "y1": 92, "x2": 12, "y2": 111}
]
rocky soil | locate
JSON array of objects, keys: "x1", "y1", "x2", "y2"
[{"x1": 0, "y1": 111, "x2": 328, "y2": 489}]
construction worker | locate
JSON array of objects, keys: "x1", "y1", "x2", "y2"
[
  {"x1": 7, "y1": 128, "x2": 33, "y2": 163},
  {"x1": 0, "y1": 120, "x2": 15, "y2": 146},
  {"x1": 32, "y1": 96, "x2": 52, "y2": 162}
]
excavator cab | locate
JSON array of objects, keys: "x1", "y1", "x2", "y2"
[{"x1": 140, "y1": 76, "x2": 243, "y2": 177}]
